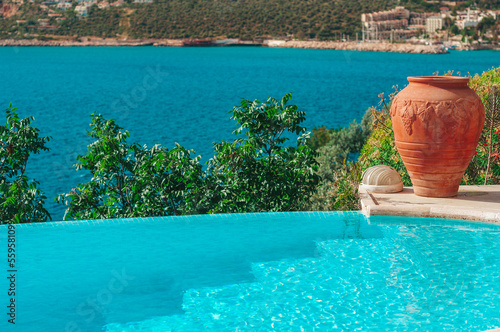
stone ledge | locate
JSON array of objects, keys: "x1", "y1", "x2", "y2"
[{"x1": 360, "y1": 185, "x2": 500, "y2": 224}]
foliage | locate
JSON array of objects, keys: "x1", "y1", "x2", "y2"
[
  {"x1": 2, "y1": 0, "x2": 499, "y2": 41},
  {"x1": 482, "y1": 85, "x2": 500, "y2": 184},
  {"x1": 307, "y1": 70, "x2": 500, "y2": 212},
  {"x1": 314, "y1": 111, "x2": 372, "y2": 182},
  {"x1": 468, "y1": 67, "x2": 500, "y2": 103},
  {"x1": 59, "y1": 6, "x2": 125, "y2": 38},
  {"x1": 464, "y1": 67, "x2": 500, "y2": 185},
  {"x1": 304, "y1": 90, "x2": 407, "y2": 212},
  {"x1": 58, "y1": 94, "x2": 319, "y2": 219},
  {"x1": 1, "y1": 0, "x2": 499, "y2": 40},
  {"x1": 195, "y1": 93, "x2": 320, "y2": 213},
  {"x1": 358, "y1": 92, "x2": 412, "y2": 186},
  {"x1": 304, "y1": 104, "x2": 372, "y2": 211},
  {"x1": 57, "y1": 113, "x2": 202, "y2": 220},
  {"x1": 305, "y1": 162, "x2": 362, "y2": 211},
  {"x1": 0, "y1": 104, "x2": 51, "y2": 224},
  {"x1": 308, "y1": 126, "x2": 331, "y2": 151},
  {"x1": 304, "y1": 91, "x2": 409, "y2": 212},
  {"x1": 104, "y1": 0, "x2": 402, "y2": 40},
  {"x1": 0, "y1": 0, "x2": 434, "y2": 40}
]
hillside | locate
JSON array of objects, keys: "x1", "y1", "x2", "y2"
[{"x1": 0, "y1": 0, "x2": 499, "y2": 40}]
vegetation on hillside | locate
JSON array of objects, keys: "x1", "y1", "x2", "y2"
[{"x1": 1, "y1": 0, "x2": 499, "y2": 40}]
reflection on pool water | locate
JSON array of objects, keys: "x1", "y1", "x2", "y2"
[{"x1": 1, "y1": 212, "x2": 499, "y2": 331}]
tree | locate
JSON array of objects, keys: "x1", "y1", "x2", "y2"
[
  {"x1": 0, "y1": 104, "x2": 51, "y2": 223},
  {"x1": 314, "y1": 118, "x2": 371, "y2": 182},
  {"x1": 57, "y1": 113, "x2": 202, "y2": 220},
  {"x1": 477, "y1": 16, "x2": 496, "y2": 35},
  {"x1": 196, "y1": 93, "x2": 320, "y2": 213},
  {"x1": 443, "y1": 16, "x2": 453, "y2": 29}
]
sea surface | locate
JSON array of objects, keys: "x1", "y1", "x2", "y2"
[{"x1": 0, "y1": 47, "x2": 498, "y2": 220}]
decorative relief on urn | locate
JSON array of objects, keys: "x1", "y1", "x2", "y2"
[{"x1": 390, "y1": 97, "x2": 483, "y2": 139}]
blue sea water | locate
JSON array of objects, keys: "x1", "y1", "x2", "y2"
[
  {"x1": 0, "y1": 47, "x2": 498, "y2": 220},
  {"x1": 0, "y1": 212, "x2": 500, "y2": 331}
]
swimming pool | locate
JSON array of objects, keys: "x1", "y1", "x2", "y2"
[{"x1": 1, "y1": 211, "x2": 499, "y2": 331}]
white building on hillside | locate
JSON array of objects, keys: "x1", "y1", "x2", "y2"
[
  {"x1": 426, "y1": 16, "x2": 443, "y2": 33},
  {"x1": 98, "y1": 1, "x2": 109, "y2": 9},
  {"x1": 361, "y1": 6, "x2": 410, "y2": 41},
  {"x1": 75, "y1": 3, "x2": 93, "y2": 17},
  {"x1": 455, "y1": 8, "x2": 479, "y2": 29},
  {"x1": 57, "y1": 1, "x2": 72, "y2": 10}
]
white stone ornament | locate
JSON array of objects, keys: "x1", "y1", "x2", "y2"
[{"x1": 360, "y1": 165, "x2": 403, "y2": 193}]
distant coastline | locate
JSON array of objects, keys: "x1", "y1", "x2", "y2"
[
  {"x1": 264, "y1": 40, "x2": 449, "y2": 54},
  {"x1": 1, "y1": 37, "x2": 498, "y2": 54}
]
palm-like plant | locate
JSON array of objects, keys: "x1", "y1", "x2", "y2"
[{"x1": 483, "y1": 85, "x2": 500, "y2": 185}]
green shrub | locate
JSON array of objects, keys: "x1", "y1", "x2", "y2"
[
  {"x1": 358, "y1": 104, "x2": 411, "y2": 187},
  {"x1": 316, "y1": 119, "x2": 372, "y2": 179},
  {"x1": 59, "y1": 94, "x2": 320, "y2": 219},
  {"x1": 304, "y1": 162, "x2": 362, "y2": 211},
  {"x1": 308, "y1": 126, "x2": 331, "y2": 151},
  {"x1": 57, "y1": 113, "x2": 202, "y2": 220},
  {"x1": 0, "y1": 105, "x2": 51, "y2": 223},
  {"x1": 465, "y1": 67, "x2": 500, "y2": 185},
  {"x1": 306, "y1": 90, "x2": 410, "y2": 212},
  {"x1": 305, "y1": 107, "x2": 373, "y2": 211},
  {"x1": 196, "y1": 93, "x2": 320, "y2": 213}
]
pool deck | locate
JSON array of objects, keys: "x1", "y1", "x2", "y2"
[{"x1": 360, "y1": 185, "x2": 500, "y2": 224}]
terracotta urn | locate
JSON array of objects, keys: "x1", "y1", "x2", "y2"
[{"x1": 390, "y1": 76, "x2": 485, "y2": 197}]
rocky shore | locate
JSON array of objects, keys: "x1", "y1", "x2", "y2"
[
  {"x1": 0, "y1": 38, "x2": 183, "y2": 47},
  {"x1": 0, "y1": 38, "x2": 449, "y2": 54},
  {"x1": 264, "y1": 40, "x2": 448, "y2": 54}
]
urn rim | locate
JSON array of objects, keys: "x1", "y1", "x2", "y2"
[{"x1": 407, "y1": 76, "x2": 469, "y2": 85}]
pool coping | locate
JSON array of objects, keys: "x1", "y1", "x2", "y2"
[{"x1": 360, "y1": 185, "x2": 500, "y2": 224}]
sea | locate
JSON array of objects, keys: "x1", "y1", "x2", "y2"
[{"x1": 0, "y1": 46, "x2": 498, "y2": 220}]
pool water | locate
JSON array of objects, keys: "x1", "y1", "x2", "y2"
[{"x1": 1, "y1": 212, "x2": 500, "y2": 331}]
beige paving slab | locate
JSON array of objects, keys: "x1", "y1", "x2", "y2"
[{"x1": 360, "y1": 185, "x2": 500, "y2": 224}]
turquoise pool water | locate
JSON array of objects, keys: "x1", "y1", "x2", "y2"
[{"x1": 1, "y1": 212, "x2": 500, "y2": 331}]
